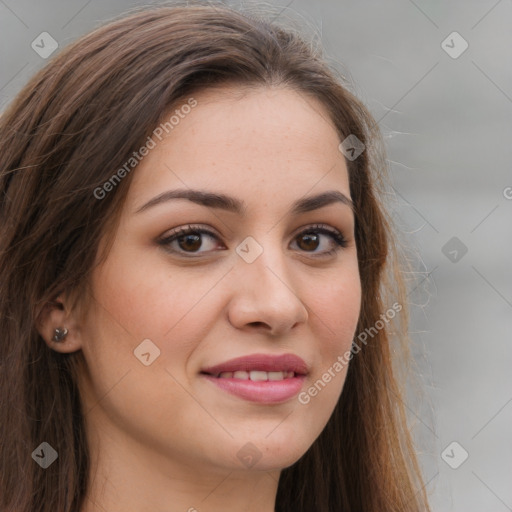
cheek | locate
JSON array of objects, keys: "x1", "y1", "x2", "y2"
[
  {"x1": 299, "y1": 268, "x2": 361, "y2": 416},
  {"x1": 309, "y1": 266, "x2": 362, "y2": 351},
  {"x1": 79, "y1": 256, "x2": 214, "y2": 448},
  {"x1": 91, "y1": 248, "x2": 213, "y2": 343},
  {"x1": 84, "y1": 248, "x2": 229, "y2": 405}
]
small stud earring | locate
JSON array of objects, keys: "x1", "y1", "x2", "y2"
[{"x1": 52, "y1": 327, "x2": 68, "y2": 342}]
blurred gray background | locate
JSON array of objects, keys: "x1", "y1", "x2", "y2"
[{"x1": 1, "y1": 0, "x2": 511, "y2": 510}]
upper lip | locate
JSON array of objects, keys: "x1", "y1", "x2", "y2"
[{"x1": 201, "y1": 353, "x2": 309, "y2": 376}]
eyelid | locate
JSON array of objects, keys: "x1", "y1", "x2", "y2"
[
  {"x1": 156, "y1": 224, "x2": 224, "y2": 259},
  {"x1": 161, "y1": 224, "x2": 221, "y2": 241},
  {"x1": 157, "y1": 222, "x2": 348, "y2": 256}
]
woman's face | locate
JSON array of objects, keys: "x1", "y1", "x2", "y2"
[{"x1": 77, "y1": 85, "x2": 361, "y2": 476}]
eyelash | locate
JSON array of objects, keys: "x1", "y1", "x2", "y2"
[{"x1": 157, "y1": 223, "x2": 348, "y2": 258}]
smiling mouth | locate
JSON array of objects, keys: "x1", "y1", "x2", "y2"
[
  {"x1": 200, "y1": 371, "x2": 306, "y2": 404},
  {"x1": 200, "y1": 352, "x2": 309, "y2": 377},
  {"x1": 199, "y1": 353, "x2": 308, "y2": 404},
  {"x1": 201, "y1": 370, "x2": 297, "y2": 381}
]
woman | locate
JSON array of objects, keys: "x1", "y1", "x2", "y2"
[{"x1": 0, "y1": 2, "x2": 430, "y2": 511}]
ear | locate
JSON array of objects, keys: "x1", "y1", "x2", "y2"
[{"x1": 35, "y1": 293, "x2": 83, "y2": 353}]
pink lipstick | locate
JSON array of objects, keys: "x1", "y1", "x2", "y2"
[{"x1": 200, "y1": 353, "x2": 308, "y2": 404}]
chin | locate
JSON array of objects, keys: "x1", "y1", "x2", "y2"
[{"x1": 224, "y1": 431, "x2": 313, "y2": 472}]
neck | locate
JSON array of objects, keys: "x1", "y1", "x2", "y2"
[{"x1": 79, "y1": 418, "x2": 280, "y2": 512}]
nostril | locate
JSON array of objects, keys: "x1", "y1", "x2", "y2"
[{"x1": 248, "y1": 321, "x2": 269, "y2": 329}]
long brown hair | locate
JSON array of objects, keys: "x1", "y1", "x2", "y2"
[{"x1": 0, "y1": 2, "x2": 430, "y2": 511}]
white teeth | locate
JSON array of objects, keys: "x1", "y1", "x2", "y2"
[
  {"x1": 216, "y1": 370, "x2": 295, "y2": 381},
  {"x1": 249, "y1": 370, "x2": 268, "y2": 381},
  {"x1": 267, "y1": 371, "x2": 285, "y2": 381}
]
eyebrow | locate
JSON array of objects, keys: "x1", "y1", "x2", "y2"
[{"x1": 134, "y1": 188, "x2": 354, "y2": 216}]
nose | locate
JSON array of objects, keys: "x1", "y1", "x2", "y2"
[{"x1": 227, "y1": 241, "x2": 309, "y2": 337}]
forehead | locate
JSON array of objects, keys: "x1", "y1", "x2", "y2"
[{"x1": 125, "y1": 85, "x2": 350, "y2": 212}]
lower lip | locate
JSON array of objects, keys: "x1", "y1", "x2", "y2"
[{"x1": 202, "y1": 374, "x2": 306, "y2": 403}]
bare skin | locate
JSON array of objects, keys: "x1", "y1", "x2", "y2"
[{"x1": 39, "y1": 85, "x2": 361, "y2": 512}]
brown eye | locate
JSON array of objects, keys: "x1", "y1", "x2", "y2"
[
  {"x1": 176, "y1": 233, "x2": 202, "y2": 252},
  {"x1": 290, "y1": 225, "x2": 348, "y2": 256},
  {"x1": 296, "y1": 233, "x2": 320, "y2": 252},
  {"x1": 158, "y1": 225, "x2": 223, "y2": 256},
  {"x1": 158, "y1": 224, "x2": 347, "y2": 258}
]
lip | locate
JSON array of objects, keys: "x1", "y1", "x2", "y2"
[
  {"x1": 201, "y1": 353, "x2": 309, "y2": 376},
  {"x1": 200, "y1": 353, "x2": 309, "y2": 404}
]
